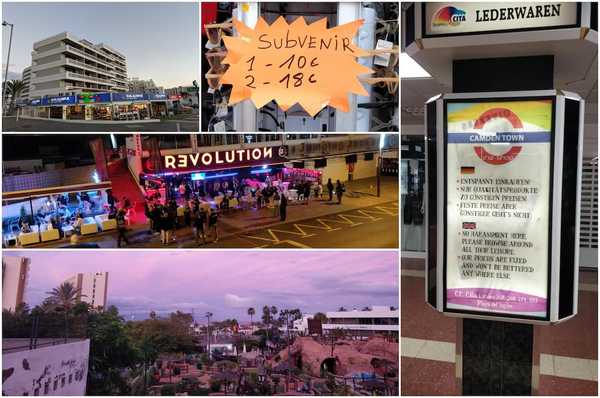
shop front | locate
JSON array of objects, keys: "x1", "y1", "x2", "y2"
[
  {"x1": 2, "y1": 182, "x2": 114, "y2": 247},
  {"x1": 24, "y1": 92, "x2": 168, "y2": 122},
  {"x1": 136, "y1": 145, "x2": 324, "y2": 209}
]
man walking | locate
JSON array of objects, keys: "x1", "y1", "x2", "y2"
[
  {"x1": 335, "y1": 180, "x2": 345, "y2": 204},
  {"x1": 208, "y1": 208, "x2": 219, "y2": 243},
  {"x1": 116, "y1": 208, "x2": 130, "y2": 247},
  {"x1": 327, "y1": 178, "x2": 334, "y2": 201},
  {"x1": 194, "y1": 207, "x2": 207, "y2": 245},
  {"x1": 280, "y1": 192, "x2": 288, "y2": 222}
]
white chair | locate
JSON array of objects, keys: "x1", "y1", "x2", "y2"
[
  {"x1": 95, "y1": 214, "x2": 117, "y2": 231},
  {"x1": 81, "y1": 217, "x2": 99, "y2": 235}
]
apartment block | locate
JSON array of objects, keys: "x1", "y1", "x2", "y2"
[
  {"x1": 64, "y1": 272, "x2": 109, "y2": 310},
  {"x1": 20, "y1": 67, "x2": 31, "y2": 101},
  {"x1": 2, "y1": 256, "x2": 30, "y2": 312},
  {"x1": 29, "y1": 32, "x2": 127, "y2": 99}
]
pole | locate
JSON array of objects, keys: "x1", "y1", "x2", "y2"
[
  {"x1": 286, "y1": 313, "x2": 291, "y2": 393},
  {"x1": 2, "y1": 22, "x2": 14, "y2": 116},
  {"x1": 376, "y1": 154, "x2": 382, "y2": 197}
]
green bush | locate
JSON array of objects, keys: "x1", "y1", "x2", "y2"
[
  {"x1": 161, "y1": 384, "x2": 177, "y2": 396},
  {"x1": 210, "y1": 380, "x2": 221, "y2": 393},
  {"x1": 188, "y1": 388, "x2": 211, "y2": 396}
]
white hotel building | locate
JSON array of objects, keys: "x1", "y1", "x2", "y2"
[
  {"x1": 64, "y1": 272, "x2": 109, "y2": 310},
  {"x1": 322, "y1": 306, "x2": 399, "y2": 337},
  {"x1": 28, "y1": 32, "x2": 127, "y2": 99}
]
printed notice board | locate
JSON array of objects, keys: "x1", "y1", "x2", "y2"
[
  {"x1": 221, "y1": 16, "x2": 372, "y2": 117},
  {"x1": 445, "y1": 99, "x2": 553, "y2": 318}
]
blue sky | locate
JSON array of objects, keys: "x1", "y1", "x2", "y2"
[
  {"x1": 5, "y1": 251, "x2": 399, "y2": 322},
  {"x1": 2, "y1": 2, "x2": 199, "y2": 87}
]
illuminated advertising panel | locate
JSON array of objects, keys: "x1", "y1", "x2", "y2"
[
  {"x1": 445, "y1": 98, "x2": 553, "y2": 319},
  {"x1": 424, "y1": 2, "x2": 579, "y2": 37}
]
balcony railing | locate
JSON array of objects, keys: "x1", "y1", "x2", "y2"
[
  {"x1": 64, "y1": 45, "x2": 113, "y2": 68},
  {"x1": 66, "y1": 71, "x2": 114, "y2": 85},
  {"x1": 66, "y1": 58, "x2": 114, "y2": 77}
]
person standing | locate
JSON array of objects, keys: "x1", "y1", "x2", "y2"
[
  {"x1": 273, "y1": 191, "x2": 281, "y2": 218},
  {"x1": 194, "y1": 207, "x2": 207, "y2": 245},
  {"x1": 327, "y1": 178, "x2": 334, "y2": 201},
  {"x1": 335, "y1": 180, "x2": 345, "y2": 204},
  {"x1": 116, "y1": 208, "x2": 129, "y2": 248},
  {"x1": 280, "y1": 192, "x2": 288, "y2": 222},
  {"x1": 208, "y1": 208, "x2": 219, "y2": 243}
]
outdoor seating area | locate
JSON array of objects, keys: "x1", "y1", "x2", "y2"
[{"x1": 2, "y1": 184, "x2": 114, "y2": 247}]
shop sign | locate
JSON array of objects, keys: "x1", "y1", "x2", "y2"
[
  {"x1": 424, "y1": 2, "x2": 579, "y2": 37},
  {"x1": 48, "y1": 95, "x2": 77, "y2": 105},
  {"x1": 78, "y1": 92, "x2": 111, "y2": 104},
  {"x1": 445, "y1": 98, "x2": 553, "y2": 319},
  {"x1": 111, "y1": 92, "x2": 146, "y2": 102},
  {"x1": 144, "y1": 146, "x2": 289, "y2": 173},
  {"x1": 29, "y1": 99, "x2": 42, "y2": 106},
  {"x1": 220, "y1": 16, "x2": 372, "y2": 117},
  {"x1": 169, "y1": 95, "x2": 182, "y2": 100},
  {"x1": 148, "y1": 93, "x2": 167, "y2": 101}
]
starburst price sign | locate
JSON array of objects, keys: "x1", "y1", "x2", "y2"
[{"x1": 221, "y1": 16, "x2": 372, "y2": 117}]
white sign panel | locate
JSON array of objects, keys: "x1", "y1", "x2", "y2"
[
  {"x1": 445, "y1": 99, "x2": 553, "y2": 318},
  {"x1": 425, "y1": 2, "x2": 578, "y2": 36}
]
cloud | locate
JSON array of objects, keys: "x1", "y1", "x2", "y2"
[{"x1": 224, "y1": 293, "x2": 255, "y2": 308}]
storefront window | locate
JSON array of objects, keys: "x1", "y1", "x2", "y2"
[
  {"x1": 68, "y1": 105, "x2": 85, "y2": 120},
  {"x1": 401, "y1": 136, "x2": 425, "y2": 253},
  {"x1": 92, "y1": 105, "x2": 112, "y2": 121}
]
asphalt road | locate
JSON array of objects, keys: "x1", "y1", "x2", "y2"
[
  {"x1": 2, "y1": 116, "x2": 199, "y2": 132},
  {"x1": 202, "y1": 201, "x2": 399, "y2": 248}
]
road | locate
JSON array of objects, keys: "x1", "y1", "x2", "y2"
[
  {"x1": 202, "y1": 201, "x2": 399, "y2": 248},
  {"x1": 25, "y1": 201, "x2": 398, "y2": 249},
  {"x1": 2, "y1": 116, "x2": 199, "y2": 132}
]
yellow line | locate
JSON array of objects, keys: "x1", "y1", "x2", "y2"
[
  {"x1": 242, "y1": 234, "x2": 278, "y2": 243},
  {"x1": 276, "y1": 240, "x2": 312, "y2": 248},
  {"x1": 337, "y1": 215, "x2": 363, "y2": 226}
]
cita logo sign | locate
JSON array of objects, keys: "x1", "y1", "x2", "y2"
[{"x1": 432, "y1": 6, "x2": 467, "y2": 27}]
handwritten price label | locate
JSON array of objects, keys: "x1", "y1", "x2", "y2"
[{"x1": 221, "y1": 16, "x2": 372, "y2": 117}]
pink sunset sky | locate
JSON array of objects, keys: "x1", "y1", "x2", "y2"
[{"x1": 5, "y1": 251, "x2": 398, "y2": 322}]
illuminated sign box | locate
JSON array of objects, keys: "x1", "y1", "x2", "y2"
[
  {"x1": 425, "y1": 90, "x2": 584, "y2": 324},
  {"x1": 422, "y1": 2, "x2": 580, "y2": 38},
  {"x1": 142, "y1": 146, "x2": 289, "y2": 174}
]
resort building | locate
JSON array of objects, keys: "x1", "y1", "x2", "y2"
[
  {"x1": 322, "y1": 306, "x2": 399, "y2": 337},
  {"x1": 64, "y1": 272, "x2": 109, "y2": 310},
  {"x1": 2, "y1": 256, "x2": 30, "y2": 312},
  {"x1": 28, "y1": 32, "x2": 127, "y2": 99},
  {"x1": 19, "y1": 66, "x2": 31, "y2": 102}
]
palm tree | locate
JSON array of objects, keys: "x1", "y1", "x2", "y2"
[
  {"x1": 247, "y1": 307, "x2": 255, "y2": 331},
  {"x1": 45, "y1": 282, "x2": 84, "y2": 342},
  {"x1": 4, "y1": 80, "x2": 25, "y2": 113},
  {"x1": 313, "y1": 312, "x2": 327, "y2": 323}
]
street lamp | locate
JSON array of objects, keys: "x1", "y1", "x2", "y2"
[
  {"x1": 2, "y1": 21, "x2": 14, "y2": 116},
  {"x1": 377, "y1": 133, "x2": 386, "y2": 197},
  {"x1": 205, "y1": 312, "x2": 213, "y2": 360}
]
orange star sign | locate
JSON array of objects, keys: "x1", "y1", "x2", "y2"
[{"x1": 221, "y1": 16, "x2": 372, "y2": 117}]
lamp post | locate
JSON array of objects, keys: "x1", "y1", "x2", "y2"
[
  {"x1": 377, "y1": 133, "x2": 386, "y2": 197},
  {"x1": 2, "y1": 21, "x2": 14, "y2": 116},
  {"x1": 205, "y1": 312, "x2": 213, "y2": 361}
]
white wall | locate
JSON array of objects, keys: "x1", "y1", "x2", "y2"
[
  {"x1": 2, "y1": 339, "x2": 90, "y2": 396},
  {"x1": 320, "y1": 154, "x2": 380, "y2": 183}
]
